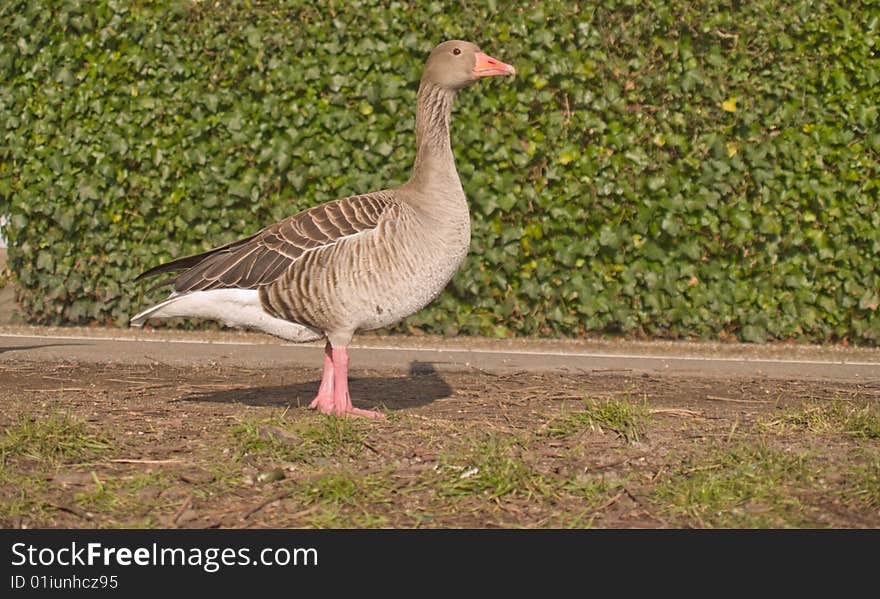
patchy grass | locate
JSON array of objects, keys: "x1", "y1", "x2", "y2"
[
  {"x1": 1, "y1": 412, "x2": 111, "y2": 465},
  {"x1": 439, "y1": 436, "x2": 548, "y2": 500},
  {"x1": 2, "y1": 363, "x2": 879, "y2": 528},
  {"x1": 230, "y1": 417, "x2": 306, "y2": 463},
  {"x1": 545, "y1": 397, "x2": 650, "y2": 443},
  {"x1": 72, "y1": 470, "x2": 176, "y2": 518},
  {"x1": 299, "y1": 416, "x2": 368, "y2": 455},
  {"x1": 0, "y1": 413, "x2": 111, "y2": 523},
  {"x1": 651, "y1": 442, "x2": 820, "y2": 528},
  {"x1": 0, "y1": 475, "x2": 54, "y2": 521},
  {"x1": 763, "y1": 401, "x2": 880, "y2": 439},
  {"x1": 252, "y1": 471, "x2": 397, "y2": 529},
  {"x1": 557, "y1": 476, "x2": 627, "y2": 529},
  {"x1": 229, "y1": 414, "x2": 367, "y2": 464},
  {"x1": 841, "y1": 450, "x2": 880, "y2": 508}
]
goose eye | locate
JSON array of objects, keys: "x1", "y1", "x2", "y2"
[{"x1": 452, "y1": 48, "x2": 461, "y2": 56}]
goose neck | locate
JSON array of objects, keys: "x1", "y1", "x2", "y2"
[{"x1": 407, "y1": 82, "x2": 460, "y2": 193}]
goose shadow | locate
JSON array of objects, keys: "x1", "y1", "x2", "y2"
[
  {"x1": 0, "y1": 342, "x2": 85, "y2": 355},
  {"x1": 178, "y1": 361, "x2": 454, "y2": 412}
]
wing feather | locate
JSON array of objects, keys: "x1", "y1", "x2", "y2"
[{"x1": 135, "y1": 193, "x2": 398, "y2": 293}]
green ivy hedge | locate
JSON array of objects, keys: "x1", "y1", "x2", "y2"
[{"x1": 2, "y1": 0, "x2": 879, "y2": 342}]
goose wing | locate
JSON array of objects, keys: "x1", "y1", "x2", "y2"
[{"x1": 136, "y1": 193, "x2": 398, "y2": 293}]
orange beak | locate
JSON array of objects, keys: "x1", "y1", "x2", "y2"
[{"x1": 473, "y1": 51, "x2": 516, "y2": 78}]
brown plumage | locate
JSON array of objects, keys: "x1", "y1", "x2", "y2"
[{"x1": 137, "y1": 194, "x2": 396, "y2": 294}]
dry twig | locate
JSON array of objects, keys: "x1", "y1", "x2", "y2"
[
  {"x1": 705, "y1": 395, "x2": 768, "y2": 404},
  {"x1": 242, "y1": 489, "x2": 296, "y2": 520},
  {"x1": 171, "y1": 493, "x2": 194, "y2": 526}
]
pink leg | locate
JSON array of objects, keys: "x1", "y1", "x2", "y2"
[
  {"x1": 309, "y1": 341, "x2": 335, "y2": 412},
  {"x1": 327, "y1": 347, "x2": 384, "y2": 419}
]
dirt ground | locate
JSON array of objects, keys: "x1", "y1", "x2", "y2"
[{"x1": 1, "y1": 356, "x2": 878, "y2": 529}]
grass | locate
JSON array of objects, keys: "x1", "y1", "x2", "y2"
[
  {"x1": 299, "y1": 416, "x2": 368, "y2": 453},
  {"x1": 652, "y1": 442, "x2": 818, "y2": 528},
  {"x1": 764, "y1": 401, "x2": 880, "y2": 439},
  {"x1": 304, "y1": 472, "x2": 362, "y2": 503},
  {"x1": 230, "y1": 417, "x2": 304, "y2": 462},
  {"x1": 427, "y1": 433, "x2": 636, "y2": 528},
  {"x1": 3, "y1": 383, "x2": 879, "y2": 529},
  {"x1": 303, "y1": 471, "x2": 390, "y2": 507},
  {"x1": 278, "y1": 471, "x2": 393, "y2": 528},
  {"x1": 0, "y1": 413, "x2": 209, "y2": 527},
  {"x1": 563, "y1": 476, "x2": 620, "y2": 505},
  {"x1": 1, "y1": 412, "x2": 111, "y2": 465},
  {"x1": 222, "y1": 416, "x2": 395, "y2": 527},
  {"x1": 218, "y1": 398, "x2": 876, "y2": 528},
  {"x1": 73, "y1": 470, "x2": 178, "y2": 514},
  {"x1": 440, "y1": 436, "x2": 548, "y2": 499},
  {"x1": 225, "y1": 424, "x2": 635, "y2": 527},
  {"x1": 0, "y1": 475, "x2": 54, "y2": 521},
  {"x1": 841, "y1": 450, "x2": 880, "y2": 508},
  {"x1": 545, "y1": 397, "x2": 651, "y2": 443},
  {"x1": 0, "y1": 413, "x2": 111, "y2": 523},
  {"x1": 229, "y1": 413, "x2": 367, "y2": 463}
]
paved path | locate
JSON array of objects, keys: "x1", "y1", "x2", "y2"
[{"x1": 1, "y1": 326, "x2": 879, "y2": 382}]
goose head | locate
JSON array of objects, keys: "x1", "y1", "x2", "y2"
[{"x1": 421, "y1": 40, "x2": 516, "y2": 91}]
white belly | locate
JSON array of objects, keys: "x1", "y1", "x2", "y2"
[{"x1": 130, "y1": 289, "x2": 323, "y2": 343}]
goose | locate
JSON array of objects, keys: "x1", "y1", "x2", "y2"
[{"x1": 130, "y1": 40, "x2": 516, "y2": 418}]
